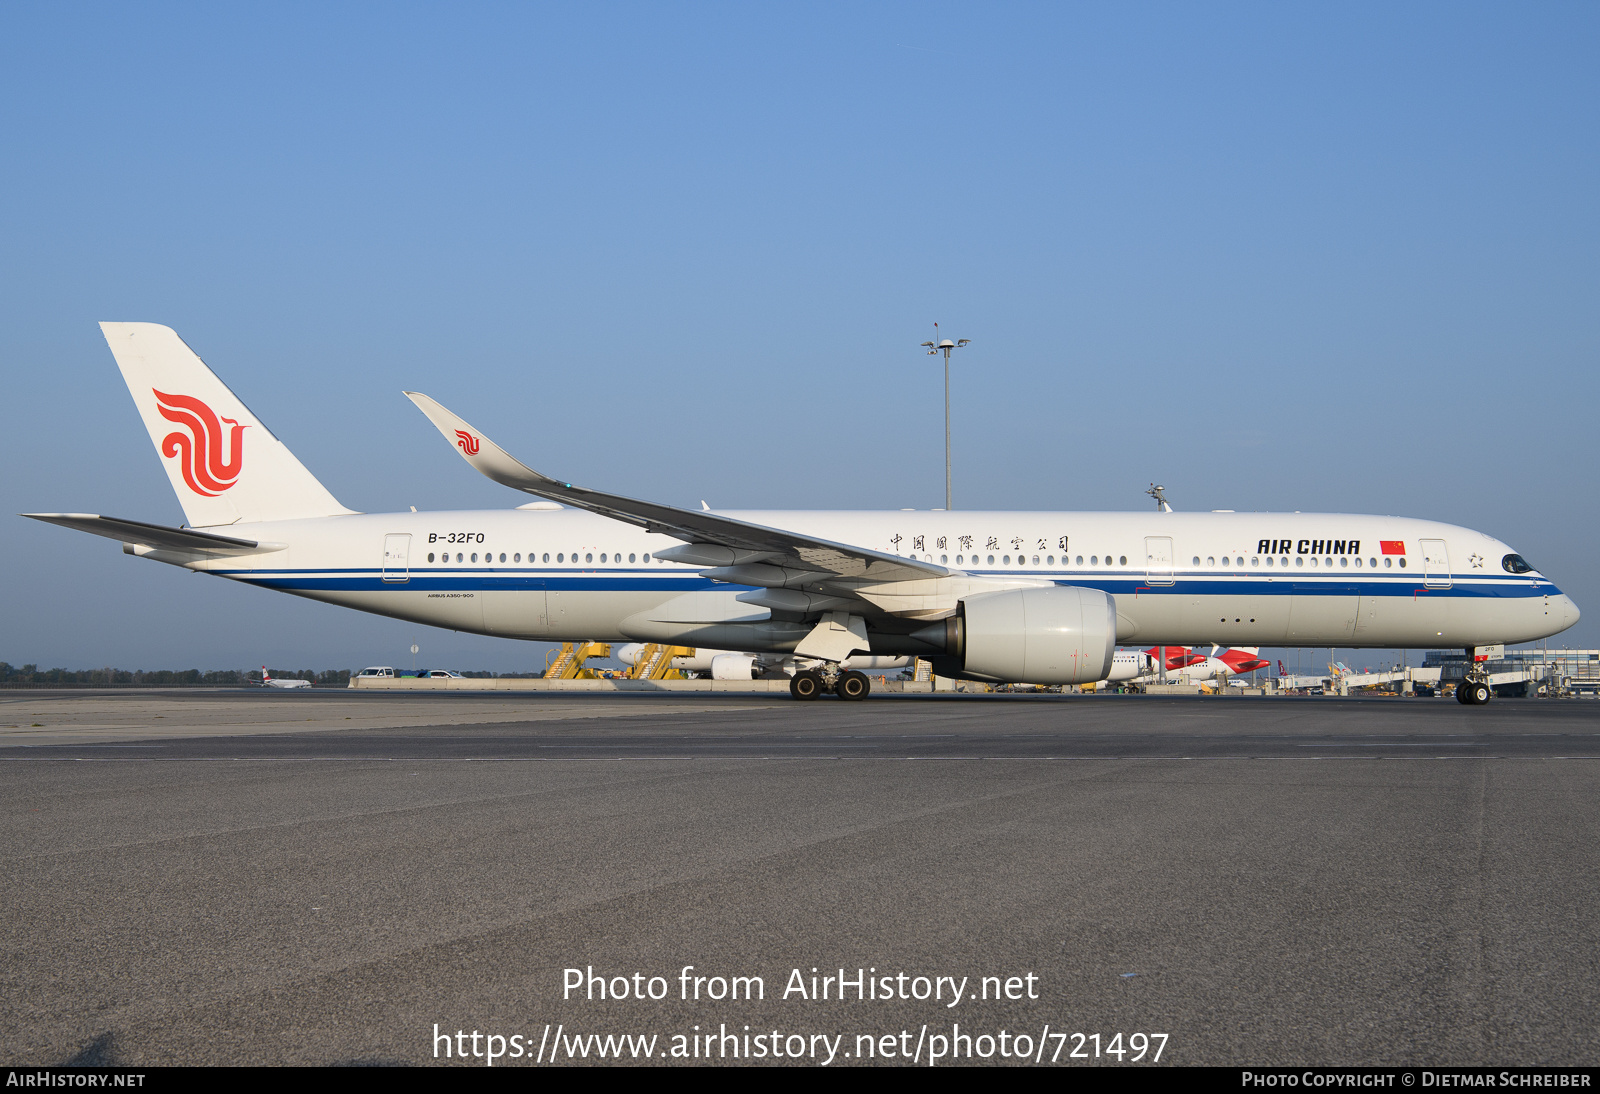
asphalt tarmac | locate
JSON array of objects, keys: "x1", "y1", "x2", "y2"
[{"x1": 3, "y1": 690, "x2": 1598, "y2": 1067}]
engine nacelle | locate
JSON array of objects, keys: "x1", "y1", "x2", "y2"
[
  {"x1": 710, "y1": 654, "x2": 759, "y2": 680},
  {"x1": 955, "y1": 586, "x2": 1116, "y2": 684}
]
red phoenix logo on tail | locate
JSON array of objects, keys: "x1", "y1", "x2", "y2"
[
  {"x1": 454, "y1": 430, "x2": 481, "y2": 455},
  {"x1": 153, "y1": 389, "x2": 246, "y2": 496}
]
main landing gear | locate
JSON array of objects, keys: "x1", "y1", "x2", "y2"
[
  {"x1": 789, "y1": 665, "x2": 872, "y2": 701},
  {"x1": 1455, "y1": 646, "x2": 1493, "y2": 705}
]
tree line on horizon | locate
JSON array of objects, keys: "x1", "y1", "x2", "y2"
[{"x1": 0, "y1": 663, "x2": 550, "y2": 687}]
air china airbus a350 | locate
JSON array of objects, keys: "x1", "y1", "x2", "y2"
[{"x1": 25, "y1": 323, "x2": 1580, "y2": 704}]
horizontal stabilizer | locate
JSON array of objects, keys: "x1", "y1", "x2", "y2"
[{"x1": 22, "y1": 513, "x2": 277, "y2": 554}]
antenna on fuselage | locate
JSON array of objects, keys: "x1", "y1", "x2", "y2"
[{"x1": 1146, "y1": 484, "x2": 1173, "y2": 512}]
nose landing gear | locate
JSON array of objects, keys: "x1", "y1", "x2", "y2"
[{"x1": 1456, "y1": 646, "x2": 1494, "y2": 705}]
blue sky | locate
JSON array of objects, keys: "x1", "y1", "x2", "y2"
[{"x1": 2, "y1": 3, "x2": 1596, "y2": 671}]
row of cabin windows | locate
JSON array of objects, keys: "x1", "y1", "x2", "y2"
[
  {"x1": 942, "y1": 554, "x2": 1129, "y2": 567},
  {"x1": 420, "y1": 549, "x2": 1409, "y2": 571},
  {"x1": 425, "y1": 551, "x2": 654, "y2": 565},
  {"x1": 1189, "y1": 555, "x2": 1407, "y2": 570},
  {"x1": 906, "y1": 552, "x2": 1411, "y2": 572}
]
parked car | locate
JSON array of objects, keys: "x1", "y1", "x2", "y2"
[{"x1": 349, "y1": 666, "x2": 395, "y2": 688}]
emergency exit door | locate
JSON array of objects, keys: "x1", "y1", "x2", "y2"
[
  {"x1": 1420, "y1": 539, "x2": 1451, "y2": 589},
  {"x1": 382, "y1": 534, "x2": 411, "y2": 583},
  {"x1": 1144, "y1": 537, "x2": 1174, "y2": 585}
]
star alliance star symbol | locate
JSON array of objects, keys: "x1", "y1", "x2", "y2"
[{"x1": 1469, "y1": 553, "x2": 1484, "y2": 568}]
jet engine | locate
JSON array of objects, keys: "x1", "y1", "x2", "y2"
[
  {"x1": 710, "y1": 653, "x2": 760, "y2": 680},
  {"x1": 935, "y1": 586, "x2": 1116, "y2": 684}
]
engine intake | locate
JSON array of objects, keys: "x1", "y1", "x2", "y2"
[{"x1": 953, "y1": 586, "x2": 1116, "y2": 684}]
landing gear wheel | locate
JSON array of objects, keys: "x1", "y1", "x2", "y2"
[
  {"x1": 790, "y1": 671, "x2": 823, "y2": 701},
  {"x1": 1456, "y1": 683, "x2": 1472, "y2": 705},
  {"x1": 835, "y1": 670, "x2": 871, "y2": 701},
  {"x1": 1464, "y1": 681, "x2": 1492, "y2": 705}
]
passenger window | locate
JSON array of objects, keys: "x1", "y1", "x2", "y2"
[
  {"x1": 643, "y1": 553, "x2": 651, "y2": 562},
  {"x1": 1295, "y1": 557, "x2": 1304, "y2": 567},
  {"x1": 1032, "y1": 555, "x2": 1039, "y2": 566},
  {"x1": 1119, "y1": 556, "x2": 1127, "y2": 566},
  {"x1": 1090, "y1": 556, "x2": 1098, "y2": 565},
  {"x1": 557, "y1": 553, "x2": 564, "y2": 563},
  {"x1": 1266, "y1": 557, "x2": 1273, "y2": 567},
  {"x1": 1310, "y1": 558, "x2": 1318, "y2": 568},
  {"x1": 1075, "y1": 555, "x2": 1083, "y2": 565},
  {"x1": 600, "y1": 553, "x2": 607, "y2": 563},
  {"x1": 500, "y1": 553, "x2": 507, "y2": 563},
  {"x1": 1251, "y1": 557, "x2": 1259, "y2": 567},
  {"x1": 630, "y1": 553, "x2": 637, "y2": 563},
  {"x1": 585, "y1": 553, "x2": 593, "y2": 563},
  {"x1": 427, "y1": 552, "x2": 435, "y2": 563},
  {"x1": 513, "y1": 553, "x2": 520, "y2": 563},
  {"x1": 1383, "y1": 558, "x2": 1391, "y2": 568},
  {"x1": 1340, "y1": 557, "x2": 1348, "y2": 567},
  {"x1": 1193, "y1": 556, "x2": 1201, "y2": 566},
  {"x1": 1206, "y1": 556, "x2": 1214, "y2": 567},
  {"x1": 1046, "y1": 555, "x2": 1054, "y2": 566},
  {"x1": 1399, "y1": 558, "x2": 1407, "y2": 568},
  {"x1": 941, "y1": 554, "x2": 949, "y2": 564},
  {"x1": 1003, "y1": 555, "x2": 1011, "y2": 565},
  {"x1": 987, "y1": 555, "x2": 996, "y2": 565}
]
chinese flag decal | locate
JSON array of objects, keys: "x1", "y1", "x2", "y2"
[{"x1": 1380, "y1": 540, "x2": 1406, "y2": 555}]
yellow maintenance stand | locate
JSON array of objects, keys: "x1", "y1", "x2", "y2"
[
  {"x1": 625, "y1": 644, "x2": 695, "y2": 680},
  {"x1": 543, "y1": 642, "x2": 613, "y2": 679}
]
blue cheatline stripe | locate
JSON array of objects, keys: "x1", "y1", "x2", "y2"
[{"x1": 210, "y1": 567, "x2": 1561, "y2": 600}]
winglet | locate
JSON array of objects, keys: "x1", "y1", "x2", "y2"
[{"x1": 403, "y1": 392, "x2": 562, "y2": 496}]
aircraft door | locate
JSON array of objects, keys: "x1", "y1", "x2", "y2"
[
  {"x1": 1144, "y1": 537, "x2": 1174, "y2": 586},
  {"x1": 381, "y1": 534, "x2": 411, "y2": 583},
  {"x1": 1421, "y1": 539, "x2": 1451, "y2": 589},
  {"x1": 483, "y1": 578, "x2": 549, "y2": 637}
]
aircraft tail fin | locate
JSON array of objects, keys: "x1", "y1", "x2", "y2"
[{"x1": 100, "y1": 323, "x2": 356, "y2": 527}]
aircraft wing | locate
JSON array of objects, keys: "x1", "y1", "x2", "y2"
[
  {"x1": 21, "y1": 513, "x2": 273, "y2": 554},
  {"x1": 404, "y1": 392, "x2": 948, "y2": 584}
]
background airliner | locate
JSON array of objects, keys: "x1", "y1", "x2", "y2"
[
  {"x1": 1127, "y1": 646, "x2": 1272, "y2": 686},
  {"x1": 24, "y1": 324, "x2": 1579, "y2": 703},
  {"x1": 258, "y1": 666, "x2": 311, "y2": 689}
]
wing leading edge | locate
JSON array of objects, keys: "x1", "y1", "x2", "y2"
[{"x1": 402, "y1": 391, "x2": 949, "y2": 585}]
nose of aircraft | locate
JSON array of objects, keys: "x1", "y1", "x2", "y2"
[{"x1": 1561, "y1": 594, "x2": 1580, "y2": 630}]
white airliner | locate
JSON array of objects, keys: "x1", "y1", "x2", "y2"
[
  {"x1": 259, "y1": 666, "x2": 311, "y2": 689},
  {"x1": 1129, "y1": 646, "x2": 1271, "y2": 686},
  {"x1": 24, "y1": 323, "x2": 1580, "y2": 705}
]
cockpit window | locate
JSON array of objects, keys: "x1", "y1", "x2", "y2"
[{"x1": 1502, "y1": 553, "x2": 1535, "y2": 574}]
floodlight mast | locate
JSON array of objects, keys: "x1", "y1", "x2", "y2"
[{"x1": 921, "y1": 323, "x2": 970, "y2": 510}]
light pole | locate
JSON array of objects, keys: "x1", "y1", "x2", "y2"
[{"x1": 920, "y1": 324, "x2": 969, "y2": 510}]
